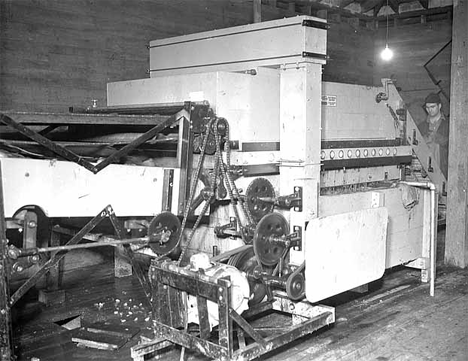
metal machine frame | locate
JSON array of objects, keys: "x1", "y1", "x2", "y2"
[{"x1": 130, "y1": 258, "x2": 334, "y2": 361}]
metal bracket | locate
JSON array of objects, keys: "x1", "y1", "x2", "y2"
[
  {"x1": 428, "y1": 157, "x2": 434, "y2": 173},
  {"x1": 301, "y1": 51, "x2": 328, "y2": 61},
  {"x1": 412, "y1": 129, "x2": 419, "y2": 145},
  {"x1": 301, "y1": 19, "x2": 330, "y2": 30},
  {"x1": 214, "y1": 217, "x2": 239, "y2": 238},
  {"x1": 277, "y1": 186, "x2": 303, "y2": 212},
  {"x1": 230, "y1": 164, "x2": 280, "y2": 178},
  {"x1": 267, "y1": 226, "x2": 302, "y2": 251},
  {"x1": 290, "y1": 226, "x2": 302, "y2": 251},
  {"x1": 162, "y1": 169, "x2": 174, "y2": 212}
]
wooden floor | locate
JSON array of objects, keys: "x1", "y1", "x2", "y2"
[{"x1": 12, "y1": 232, "x2": 468, "y2": 361}]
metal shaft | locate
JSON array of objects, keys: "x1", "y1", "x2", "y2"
[{"x1": 16, "y1": 237, "x2": 150, "y2": 257}]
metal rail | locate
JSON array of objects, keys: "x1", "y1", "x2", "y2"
[{"x1": 0, "y1": 112, "x2": 181, "y2": 174}]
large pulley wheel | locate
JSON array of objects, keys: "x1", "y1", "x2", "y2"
[
  {"x1": 286, "y1": 271, "x2": 305, "y2": 301},
  {"x1": 253, "y1": 212, "x2": 289, "y2": 267},
  {"x1": 245, "y1": 178, "x2": 276, "y2": 223},
  {"x1": 227, "y1": 247, "x2": 267, "y2": 306},
  {"x1": 148, "y1": 212, "x2": 181, "y2": 256}
]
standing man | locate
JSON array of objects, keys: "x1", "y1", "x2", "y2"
[{"x1": 418, "y1": 92, "x2": 449, "y2": 179}]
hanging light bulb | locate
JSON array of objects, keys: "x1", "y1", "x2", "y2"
[
  {"x1": 381, "y1": 44, "x2": 393, "y2": 61},
  {"x1": 380, "y1": 0, "x2": 393, "y2": 61}
]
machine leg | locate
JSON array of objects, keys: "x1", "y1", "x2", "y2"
[
  {"x1": 46, "y1": 229, "x2": 63, "y2": 290},
  {"x1": 39, "y1": 229, "x2": 66, "y2": 306}
]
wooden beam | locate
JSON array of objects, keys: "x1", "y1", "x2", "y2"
[
  {"x1": 280, "y1": 0, "x2": 375, "y2": 19},
  {"x1": 419, "y1": 0, "x2": 429, "y2": 9},
  {"x1": 360, "y1": 0, "x2": 381, "y2": 14},
  {"x1": 253, "y1": 0, "x2": 262, "y2": 23},
  {"x1": 373, "y1": 1, "x2": 384, "y2": 17},
  {"x1": 375, "y1": 5, "x2": 452, "y2": 20},
  {"x1": 340, "y1": 0, "x2": 355, "y2": 8},
  {"x1": 388, "y1": 0, "x2": 400, "y2": 14},
  {"x1": 446, "y1": 0, "x2": 468, "y2": 268}
]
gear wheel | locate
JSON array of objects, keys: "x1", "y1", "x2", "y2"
[{"x1": 245, "y1": 178, "x2": 276, "y2": 223}]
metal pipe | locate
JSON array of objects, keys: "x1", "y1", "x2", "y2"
[
  {"x1": 399, "y1": 181, "x2": 437, "y2": 296},
  {"x1": 37, "y1": 237, "x2": 149, "y2": 253}
]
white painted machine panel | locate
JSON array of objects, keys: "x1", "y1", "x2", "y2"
[
  {"x1": 321, "y1": 82, "x2": 398, "y2": 140},
  {"x1": 305, "y1": 207, "x2": 388, "y2": 303},
  {"x1": 108, "y1": 70, "x2": 280, "y2": 145},
  {"x1": 148, "y1": 16, "x2": 327, "y2": 76},
  {"x1": 319, "y1": 186, "x2": 425, "y2": 268},
  {"x1": 0, "y1": 158, "x2": 179, "y2": 218}
]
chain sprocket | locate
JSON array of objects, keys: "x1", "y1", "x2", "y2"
[{"x1": 245, "y1": 178, "x2": 276, "y2": 223}]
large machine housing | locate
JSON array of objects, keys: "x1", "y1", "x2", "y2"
[{"x1": 0, "y1": 15, "x2": 442, "y2": 361}]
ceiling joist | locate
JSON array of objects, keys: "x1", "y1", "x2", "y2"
[
  {"x1": 269, "y1": 0, "x2": 452, "y2": 21},
  {"x1": 388, "y1": 0, "x2": 400, "y2": 14},
  {"x1": 373, "y1": 1, "x2": 384, "y2": 16},
  {"x1": 360, "y1": 0, "x2": 382, "y2": 14},
  {"x1": 419, "y1": 0, "x2": 429, "y2": 9},
  {"x1": 340, "y1": 0, "x2": 355, "y2": 8}
]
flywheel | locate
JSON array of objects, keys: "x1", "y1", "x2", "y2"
[
  {"x1": 253, "y1": 212, "x2": 289, "y2": 267},
  {"x1": 148, "y1": 212, "x2": 181, "y2": 257}
]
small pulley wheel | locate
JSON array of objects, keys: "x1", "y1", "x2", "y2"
[
  {"x1": 253, "y1": 212, "x2": 289, "y2": 267},
  {"x1": 204, "y1": 133, "x2": 217, "y2": 155},
  {"x1": 228, "y1": 247, "x2": 267, "y2": 306},
  {"x1": 148, "y1": 212, "x2": 181, "y2": 256},
  {"x1": 286, "y1": 271, "x2": 305, "y2": 301},
  {"x1": 246, "y1": 178, "x2": 276, "y2": 223}
]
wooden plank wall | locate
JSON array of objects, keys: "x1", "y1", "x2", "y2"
[
  {"x1": 0, "y1": 0, "x2": 254, "y2": 112},
  {"x1": 373, "y1": 20, "x2": 452, "y2": 124},
  {"x1": 0, "y1": 0, "x2": 376, "y2": 113},
  {"x1": 325, "y1": 18, "x2": 375, "y2": 85}
]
